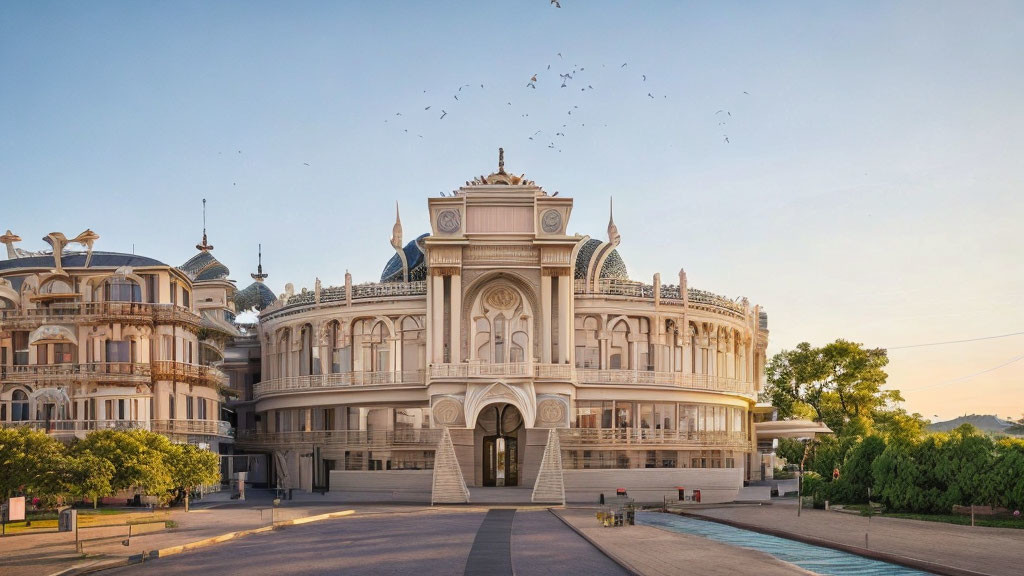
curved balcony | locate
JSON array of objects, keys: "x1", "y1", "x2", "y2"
[
  {"x1": 253, "y1": 370, "x2": 426, "y2": 400},
  {"x1": 235, "y1": 428, "x2": 441, "y2": 448},
  {"x1": 559, "y1": 428, "x2": 751, "y2": 450},
  {"x1": 150, "y1": 419, "x2": 233, "y2": 437},
  {"x1": 1, "y1": 362, "x2": 152, "y2": 385},
  {"x1": 0, "y1": 419, "x2": 148, "y2": 434},
  {"x1": 574, "y1": 278, "x2": 748, "y2": 319},
  {"x1": 151, "y1": 361, "x2": 226, "y2": 388},
  {"x1": 0, "y1": 302, "x2": 200, "y2": 331}
]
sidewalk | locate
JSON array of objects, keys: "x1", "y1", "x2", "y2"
[
  {"x1": 0, "y1": 502, "x2": 360, "y2": 576},
  {"x1": 687, "y1": 499, "x2": 1024, "y2": 576},
  {"x1": 553, "y1": 507, "x2": 812, "y2": 576}
]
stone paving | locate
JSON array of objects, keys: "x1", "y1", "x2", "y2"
[
  {"x1": 512, "y1": 508, "x2": 630, "y2": 576},
  {"x1": 689, "y1": 499, "x2": 1024, "y2": 576},
  {"x1": 554, "y1": 507, "x2": 811, "y2": 576}
]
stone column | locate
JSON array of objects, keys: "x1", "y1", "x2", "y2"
[
  {"x1": 450, "y1": 273, "x2": 462, "y2": 363},
  {"x1": 431, "y1": 275, "x2": 445, "y2": 363},
  {"x1": 541, "y1": 275, "x2": 552, "y2": 363},
  {"x1": 557, "y1": 275, "x2": 571, "y2": 364}
]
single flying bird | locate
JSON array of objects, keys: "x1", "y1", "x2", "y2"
[{"x1": 440, "y1": 110, "x2": 447, "y2": 119}]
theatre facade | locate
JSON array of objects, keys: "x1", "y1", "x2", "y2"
[{"x1": 235, "y1": 151, "x2": 770, "y2": 504}]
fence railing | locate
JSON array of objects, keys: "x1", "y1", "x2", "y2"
[
  {"x1": 0, "y1": 302, "x2": 201, "y2": 330},
  {"x1": 151, "y1": 361, "x2": 226, "y2": 387},
  {"x1": 253, "y1": 370, "x2": 425, "y2": 399},
  {"x1": 0, "y1": 419, "x2": 149, "y2": 433},
  {"x1": 575, "y1": 369, "x2": 752, "y2": 394},
  {"x1": 151, "y1": 419, "x2": 233, "y2": 437},
  {"x1": 572, "y1": 279, "x2": 749, "y2": 317},
  {"x1": 1, "y1": 362, "x2": 152, "y2": 384},
  {"x1": 559, "y1": 428, "x2": 750, "y2": 449},
  {"x1": 429, "y1": 362, "x2": 532, "y2": 378},
  {"x1": 235, "y1": 428, "x2": 442, "y2": 447}
]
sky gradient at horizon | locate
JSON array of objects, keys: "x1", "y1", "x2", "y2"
[{"x1": 2, "y1": 1, "x2": 1022, "y2": 422}]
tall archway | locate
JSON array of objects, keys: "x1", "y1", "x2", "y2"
[{"x1": 475, "y1": 402, "x2": 523, "y2": 487}]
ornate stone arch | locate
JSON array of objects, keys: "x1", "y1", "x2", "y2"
[
  {"x1": 464, "y1": 380, "x2": 536, "y2": 429},
  {"x1": 461, "y1": 271, "x2": 541, "y2": 361}
]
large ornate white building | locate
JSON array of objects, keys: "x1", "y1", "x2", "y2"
[{"x1": 236, "y1": 151, "x2": 771, "y2": 503}]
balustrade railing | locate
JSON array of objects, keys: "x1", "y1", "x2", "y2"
[
  {"x1": 429, "y1": 362, "x2": 532, "y2": 378},
  {"x1": 572, "y1": 279, "x2": 748, "y2": 316},
  {"x1": 0, "y1": 302, "x2": 201, "y2": 329},
  {"x1": 150, "y1": 419, "x2": 233, "y2": 437},
  {"x1": 2, "y1": 362, "x2": 152, "y2": 384},
  {"x1": 559, "y1": 428, "x2": 750, "y2": 449},
  {"x1": 575, "y1": 369, "x2": 752, "y2": 394},
  {"x1": 253, "y1": 370, "x2": 426, "y2": 399},
  {"x1": 235, "y1": 428, "x2": 442, "y2": 447},
  {"x1": 151, "y1": 361, "x2": 226, "y2": 386},
  {"x1": 0, "y1": 419, "x2": 149, "y2": 433}
]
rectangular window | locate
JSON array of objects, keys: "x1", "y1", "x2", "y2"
[
  {"x1": 54, "y1": 343, "x2": 76, "y2": 364},
  {"x1": 118, "y1": 399, "x2": 126, "y2": 420},
  {"x1": 186, "y1": 396, "x2": 194, "y2": 419},
  {"x1": 170, "y1": 282, "x2": 177, "y2": 305},
  {"x1": 197, "y1": 398, "x2": 206, "y2": 420},
  {"x1": 13, "y1": 332, "x2": 29, "y2": 366},
  {"x1": 182, "y1": 290, "x2": 190, "y2": 308},
  {"x1": 106, "y1": 340, "x2": 130, "y2": 363}
]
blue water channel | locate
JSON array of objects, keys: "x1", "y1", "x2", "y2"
[{"x1": 638, "y1": 512, "x2": 934, "y2": 576}]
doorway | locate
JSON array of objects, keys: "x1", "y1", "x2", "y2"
[{"x1": 476, "y1": 403, "x2": 523, "y2": 487}]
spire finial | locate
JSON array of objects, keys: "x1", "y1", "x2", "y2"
[
  {"x1": 196, "y1": 198, "x2": 214, "y2": 251},
  {"x1": 607, "y1": 197, "x2": 620, "y2": 244},
  {"x1": 498, "y1": 147, "x2": 505, "y2": 174},
  {"x1": 251, "y1": 243, "x2": 268, "y2": 282},
  {"x1": 391, "y1": 201, "x2": 404, "y2": 251}
]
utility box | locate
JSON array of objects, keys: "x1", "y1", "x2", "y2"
[{"x1": 58, "y1": 509, "x2": 77, "y2": 532}]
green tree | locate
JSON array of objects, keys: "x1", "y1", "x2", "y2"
[
  {"x1": 64, "y1": 451, "x2": 115, "y2": 509},
  {"x1": 831, "y1": 434, "x2": 886, "y2": 503},
  {"x1": 72, "y1": 429, "x2": 172, "y2": 500},
  {"x1": 165, "y1": 443, "x2": 220, "y2": 512},
  {"x1": 762, "y1": 339, "x2": 900, "y2": 436},
  {"x1": 0, "y1": 427, "x2": 67, "y2": 504},
  {"x1": 776, "y1": 438, "x2": 805, "y2": 466},
  {"x1": 983, "y1": 438, "x2": 1024, "y2": 510}
]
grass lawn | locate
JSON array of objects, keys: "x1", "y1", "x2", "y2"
[{"x1": 2, "y1": 508, "x2": 170, "y2": 534}]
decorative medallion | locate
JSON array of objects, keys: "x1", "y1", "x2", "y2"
[
  {"x1": 437, "y1": 209, "x2": 461, "y2": 234},
  {"x1": 538, "y1": 398, "x2": 566, "y2": 425},
  {"x1": 541, "y1": 209, "x2": 562, "y2": 234},
  {"x1": 433, "y1": 398, "x2": 464, "y2": 426},
  {"x1": 485, "y1": 286, "x2": 519, "y2": 310}
]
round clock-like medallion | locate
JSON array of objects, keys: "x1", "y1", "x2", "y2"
[
  {"x1": 438, "y1": 209, "x2": 461, "y2": 234},
  {"x1": 541, "y1": 209, "x2": 562, "y2": 233}
]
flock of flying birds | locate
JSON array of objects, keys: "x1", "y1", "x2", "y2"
[{"x1": 383, "y1": 1, "x2": 748, "y2": 151}]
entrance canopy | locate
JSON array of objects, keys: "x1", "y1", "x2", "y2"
[{"x1": 756, "y1": 419, "x2": 833, "y2": 439}]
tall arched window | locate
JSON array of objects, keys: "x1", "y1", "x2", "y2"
[
  {"x1": 104, "y1": 277, "x2": 141, "y2": 302},
  {"x1": 574, "y1": 316, "x2": 600, "y2": 369},
  {"x1": 299, "y1": 324, "x2": 319, "y2": 376},
  {"x1": 277, "y1": 329, "x2": 290, "y2": 378},
  {"x1": 609, "y1": 320, "x2": 630, "y2": 369},
  {"x1": 369, "y1": 322, "x2": 390, "y2": 372},
  {"x1": 474, "y1": 318, "x2": 491, "y2": 362},
  {"x1": 330, "y1": 321, "x2": 351, "y2": 373},
  {"x1": 401, "y1": 317, "x2": 424, "y2": 372},
  {"x1": 11, "y1": 390, "x2": 29, "y2": 421},
  {"x1": 510, "y1": 331, "x2": 527, "y2": 363},
  {"x1": 493, "y1": 315, "x2": 506, "y2": 363}
]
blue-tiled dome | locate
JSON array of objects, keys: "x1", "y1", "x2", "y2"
[
  {"x1": 181, "y1": 251, "x2": 230, "y2": 281},
  {"x1": 0, "y1": 251, "x2": 166, "y2": 271},
  {"x1": 234, "y1": 281, "x2": 277, "y2": 312},
  {"x1": 381, "y1": 233, "x2": 429, "y2": 283},
  {"x1": 574, "y1": 239, "x2": 628, "y2": 281}
]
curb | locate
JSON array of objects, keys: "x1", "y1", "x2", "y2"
[
  {"x1": 548, "y1": 508, "x2": 642, "y2": 576},
  {"x1": 47, "y1": 509, "x2": 356, "y2": 576}
]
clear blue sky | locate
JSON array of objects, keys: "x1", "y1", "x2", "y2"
[{"x1": 2, "y1": 1, "x2": 1022, "y2": 421}]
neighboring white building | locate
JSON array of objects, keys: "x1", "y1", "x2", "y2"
[{"x1": 235, "y1": 150, "x2": 771, "y2": 504}]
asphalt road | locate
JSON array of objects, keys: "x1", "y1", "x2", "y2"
[{"x1": 103, "y1": 508, "x2": 629, "y2": 576}]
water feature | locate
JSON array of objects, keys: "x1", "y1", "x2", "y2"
[{"x1": 638, "y1": 512, "x2": 934, "y2": 576}]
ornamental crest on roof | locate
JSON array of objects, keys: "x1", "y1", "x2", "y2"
[{"x1": 465, "y1": 148, "x2": 536, "y2": 187}]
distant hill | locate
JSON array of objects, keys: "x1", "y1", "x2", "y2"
[{"x1": 928, "y1": 414, "x2": 1018, "y2": 434}]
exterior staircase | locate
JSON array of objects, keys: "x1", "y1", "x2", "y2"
[
  {"x1": 531, "y1": 428, "x2": 565, "y2": 504},
  {"x1": 431, "y1": 427, "x2": 470, "y2": 504}
]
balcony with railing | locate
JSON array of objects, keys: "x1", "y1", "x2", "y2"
[
  {"x1": 559, "y1": 428, "x2": 751, "y2": 450},
  {"x1": 150, "y1": 419, "x2": 234, "y2": 437},
  {"x1": 574, "y1": 369, "x2": 752, "y2": 395},
  {"x1": 429, "y1": 362, "x2": 532, "y2": 379},
  {"x1": 151, "y1": 361, "x2": 226, "y2": 387},
  {"x1": 1, "y1": 362, "x2": 152, "y2": 385},
  {"x1": 0, "y1": 302, "x2": 201, "y2": 330},
  {"x1": 0, "y1": 419, "x2": 149, "y2": 434},
  {"x1": 235, "y1": 428, "x2": 442, "y2": 448},
  {"x1": 573, "y1": 279, "x2": 749, "y2": 318},
  {"x1": 253, "y1": 370, "x2": 426, "y2": 400}
]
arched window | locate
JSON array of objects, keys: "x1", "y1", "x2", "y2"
[
  {"x1": 574, "y1": 316, "x2": 600, "y2": 369},
  {"x1": 277, "y1": 329, "x2": 290, "y2": 378},
  {"x1": 40, "y1": 279, "x2": 73, "y2": 295},
  {"x1": 474, "y1": 318, "x2": 491, "y2": 362},
  {"x1": 609, "y1": 320, "x2": 630, "y2": 369},
  {"x1": 299, "y1": 324, "x2": 319, "y2": 376},
  {"x1": 104, "y1": 277, "x2": 141, "y2": 302},
  {"x1": 510, "y1": 331, "x2": 528, "y2": 363},
  {"x1": 493, "y1": 315, "x2": 506, "y2": 363},
  {"x1": 11, "y1": 390, "x2": 29, "y2": 421},
  {"x1": 330, "y1": 321, "x2": 351, "y2": 373},
  {"x1": 369, "y1": 322, "x2": 390, "y2": 372},
  {"x1": 401, "y1": 317, "x2": 424, "y2": 372}
]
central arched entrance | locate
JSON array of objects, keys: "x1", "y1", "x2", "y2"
[{"x1": 475, "y1": 403, "x2": 523, "y2": 487}]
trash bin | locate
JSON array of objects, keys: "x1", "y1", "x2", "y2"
[{"x1": 58, "y1": 509, "x2": 77, "y2": 532}]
